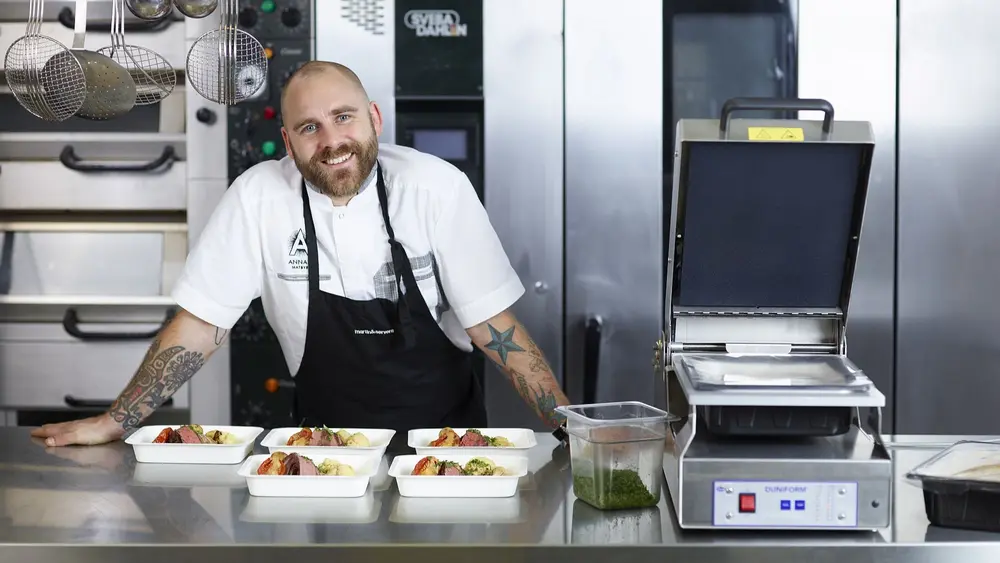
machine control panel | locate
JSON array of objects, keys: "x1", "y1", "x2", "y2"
[{"x1": 712, "y1": 481, "x2": 859, "y2": 528}]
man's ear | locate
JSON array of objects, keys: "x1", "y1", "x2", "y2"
[{"x1": 369, "y1": 101, "x2": 384, "y2": 138}]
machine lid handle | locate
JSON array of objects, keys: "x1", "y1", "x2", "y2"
[{"x1": 719, "y1": 97, "x2": 835, "y2": 134}]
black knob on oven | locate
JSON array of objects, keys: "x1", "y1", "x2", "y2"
[
  {"x1": 238, "y1": 7, "x2": 258, "y2": 28},
  {"x1": 281, "y1": 7, "x2": 301, "y2": 27},
  {"x1": 195, "y1": 107, "x2": 216, "y2": 124}
]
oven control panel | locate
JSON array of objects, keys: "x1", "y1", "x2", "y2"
[
  {"x1": 226, "y1": 0, "x2": 313, "y2": 428},
  {"x1": 712, "y1": 481, "x2": 859, "y2": 528}
]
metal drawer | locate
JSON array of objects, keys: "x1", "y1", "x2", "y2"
[
  {"x1": 0, "y1": 220, "x2": 186, "y2": 304},
  {"x1": 0, "y1": 320, "x2": 190, "y2": 409},
  {"x1": 0, "y1": 134, "x2": 187, "y2": 211}
]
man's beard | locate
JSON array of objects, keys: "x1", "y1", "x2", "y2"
[{"x1": 295, "y1": 133, "x2": 379, "y2": 199}]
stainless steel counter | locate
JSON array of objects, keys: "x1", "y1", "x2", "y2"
[{"x1": 2, "y1": 429, "x2": 1000, "y2": 563}]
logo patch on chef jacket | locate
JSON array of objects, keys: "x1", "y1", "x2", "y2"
[
  {"x1": 373, "y1": 251, "x2": 449, "y2": 318},
  {"x1": 288, "y1": 229, "x2": 308, "y2": 257},
  {"x1": 276, "y1": 228, "x2": 331, "y2": 282},
  {"x1": 283, "y1": 228, "x2": 310, "y2": 272}
]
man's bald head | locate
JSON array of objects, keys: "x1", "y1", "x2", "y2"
[
  {"x1": 280, "y1": 61, "x2": 369, "y2": 124},
  {"x1": 278, "y1": 60, "x2": 384, "y2": 204}
]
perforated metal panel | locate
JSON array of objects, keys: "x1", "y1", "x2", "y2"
[{"x1": 340, "y1": 0, "x2": 386, "y2": 35}]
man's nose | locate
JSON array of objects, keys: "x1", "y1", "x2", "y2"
[{"x1": 317, "y1": 128, "x2": 346, "y2": 149}]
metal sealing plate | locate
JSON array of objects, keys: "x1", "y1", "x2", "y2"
[{"x1": 674, "y1": 353, "x2": 871, "y2": 391}]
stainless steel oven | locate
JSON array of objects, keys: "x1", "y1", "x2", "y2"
[{"x1": 0, "y1": 133, "x2": 190, "y2": 426}]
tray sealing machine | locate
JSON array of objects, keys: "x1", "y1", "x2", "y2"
[{"x1": 658, "y1": 98, "x2": 892, "y2": 531}]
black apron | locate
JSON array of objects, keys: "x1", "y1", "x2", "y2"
[{"x1": 292, "y1": 162, "x2": 487, "y2": 449}]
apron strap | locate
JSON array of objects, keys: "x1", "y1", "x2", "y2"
[
  {"x1": 300, "y1": 180, "x2": 320, "y2": 293},
  {"x1": 374, "y1": 164, "x2": 418, "y2": 349}
]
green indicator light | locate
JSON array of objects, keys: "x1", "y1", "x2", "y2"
[
  {"x1": 261, "y1": 0, "x2": 275, "y2": 13},
  {"x1": 261, "y1": 141, "x2": 277, "y2": 156}
]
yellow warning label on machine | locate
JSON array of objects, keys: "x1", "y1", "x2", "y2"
[{"x1": 747, "y1": 127, "x2": 805, "y2": 141}]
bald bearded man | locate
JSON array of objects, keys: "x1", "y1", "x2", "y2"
[{"x1": 32, "y1": 61, "x2": 571, "y2": 448}]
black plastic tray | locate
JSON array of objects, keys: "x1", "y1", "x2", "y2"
[
  {"x1": 920, "y1": 477, "x2": 1000, "y2": 533},
  {"x1": 698, "y1": 405, "x2": 852, "y2": 437},
  {"x1": 907, "y1": 440, "x2": 1000, "y2": 533}
]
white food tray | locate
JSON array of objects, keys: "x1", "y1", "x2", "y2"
[
  {"x1": 241, "y1": 492, "x2": 382, "y2": 524},
  {"x1": 389, "y1": 495, "x2": 526, "y2": 524},
  {"x1": 408, "y1": 427, "x2": 537, "y2": 457},
  {"x1": 125, "y1": 425, "x2": 263, "y2": 465},
  {"x1": 238, "y1": 453, "x2": 378, "y2": 498},
  {"x1": 388, "y1": 454, "x2": 528, "y2": 498},
  {"x1": 261, "y1": 427, "x2": 395, "y2": 460},
  {"x1": 130, "y1": 462, "x2": 246, "y2": 488}
]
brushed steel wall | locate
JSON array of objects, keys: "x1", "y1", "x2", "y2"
[
  {"x1": 564, "y1": 0, "x2": 664, "y2": 405},
  {"x1": 896, "y1": 0, "x2": 1000, "y2": 434},
  {"x1": 481, "y1": 0, "x2": 565, "y2": 428},
  {"x1": 797, "y1": 0, "x2": 898, "y2": 431}
]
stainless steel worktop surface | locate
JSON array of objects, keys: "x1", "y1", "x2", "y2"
[{"x1": 2, "y1": 429, "x2": 1000, "y2": 563}]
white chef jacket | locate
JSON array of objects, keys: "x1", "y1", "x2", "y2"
[{"x1": 171, "y1": 143, "x2": 525, "y2": 375}]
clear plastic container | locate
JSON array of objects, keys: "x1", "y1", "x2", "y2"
[
  {"x1": 906, "y1": 440, "x2": 1000, "y2": 532},
  {"x1": 556, "y1": 401, "x2": 670, "y2": 510}
]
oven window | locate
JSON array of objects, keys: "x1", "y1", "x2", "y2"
[
  {"x1": 0, "y1": 94, "x2": 164, "y2": 133},
  {"x1": 673, "y1": 13, "x2": 792, "y2": 123},
  {"x1": 665, "y1": 0, "x2": 798, "y2": 173}
]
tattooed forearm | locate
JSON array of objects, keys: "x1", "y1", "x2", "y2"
[
  {"x1": 484, "y1": 323, "x2": 524, "y2": 365},
  {"x1": 472, "y1": 314, "x2": 569, "y2": 428},
  {"x1": 510, "y1": 368, "x2": 565, "y2": 427},
  {"x1": 214, "y1": 328, "x2": 229, "y2": 346},
  {"x1": 107, "y1": 338, "x2": 206, "y2": 431}
]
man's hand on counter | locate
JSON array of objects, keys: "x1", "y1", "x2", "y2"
[
  {"x1": 31, "y1": 413, "x2": 125, "y2": 447},
  {"x1": 31, "y1": 309, "x2": 227, "y2": 447}
]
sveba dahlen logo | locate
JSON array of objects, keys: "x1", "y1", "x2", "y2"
[{"x1": 403, "y1": 9, "x2": 467, "y2": 37}]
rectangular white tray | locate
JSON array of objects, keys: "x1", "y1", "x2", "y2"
[
  {"x1": 241, "y1": 493, "x2": 382, "y2": 524},
  {"x1": 408, "y1": 427, "x2": 537, "y2": 457},
  {"x1": 388, "y1": 454, "x2": 528, "y2": 498},
  {"x1": 238, "y1": 453, "x2": 378, "y2": 498},
  {"x1": 261, "y1": 427, "x2": 395, "y2": 460},
  {"x1": 125, "y1": 425, "x2": 263, "y2": 465}
]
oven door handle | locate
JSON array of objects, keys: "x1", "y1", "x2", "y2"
[
  {"x1": 64, "y1": 395, "x2": 173, "y2": 408},
  {"x1": 57, "y1": 6, "x2": 176, "y2": 32},
  {"x1": 62, "y1": 308, "x2": 175, "y2": 341},
  {"x1": 583, "y1": 315, "x2": 603, "y2": 404},
  {"x1": 60, "y1": 146, "x2": 178, "y2": 173}
]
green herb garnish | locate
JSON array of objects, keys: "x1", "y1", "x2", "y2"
[{"x1": 573, "y1": 468, "x2": 658, "y2": 510}]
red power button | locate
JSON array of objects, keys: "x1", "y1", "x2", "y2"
[
  {"x1": 263, "y1": 106, "x2": 276, "y2": 120},
  {"x1": 738, "y1": 493, "x2": 756, "y2": 513}
]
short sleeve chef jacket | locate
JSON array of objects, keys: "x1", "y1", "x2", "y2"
[{"x1": 171, "y1": 144, "x2": 526, "y2": 376}]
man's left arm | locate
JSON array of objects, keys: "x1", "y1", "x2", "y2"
[{"x1": 467, "y1": 308, "x2": 569, "y2": 428}]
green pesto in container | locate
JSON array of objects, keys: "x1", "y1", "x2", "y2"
[{"x1": 573, "y1": 468, "x2": 658, "y2": 510}]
